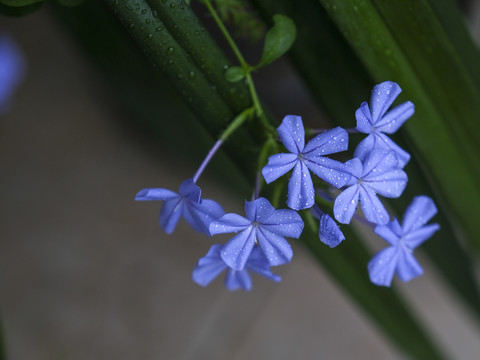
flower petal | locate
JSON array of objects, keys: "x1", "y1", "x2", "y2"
[
  {"x1": 184, "y1": 198, "x2": 225, "y2": 234},
  {"x1": 359, "y1": 185, "x2": 390, "y2": 225},
  {"x1": 225, "y1": 268, "x2": 252, "y2": 291},
  {"x1": 277, "y1": 115, "x2": 305, "y2": 154},
  {"x1": 221, "y1": 227, "x2": 256, "y2": 270},
  {"x1": 260, "y1": 209, "x2": 304, "y2": 238},
  {"x1": 135, "y1": 188, "x2": 178, "y2": 201},
  {"x1": 256, "y1": 227, "x2": 293, "y2": 266},
  {"x1": 287, "y1": 161, "x2": 315, "y2": 210},
  {"x1": 369, "y1": 81, "x2": 402, "y2": 123},
  {"x1": 374, "y1": 218, "x2": 401, "y2": 246},
  {"x1": 179, "y1": 178, "x2": 201, "y2": 202},
  {"x1": 362, "y1": 149, "x2": 398, "y2": 178},
  {"x1": 0, "y1": 34, "x2": 24, "y2": 114},
  {"x1": 304, "y1": 156, "x2": 351, "y2": 188},
  {"x1": 209, "y1": 213, "x2": 251, "y2": 235},
  {"x1": 192, "y1": 244, "x2": 227, "y2": 287},
  {"x1": 246, "y1": 247, "x2": 282, "y2": 282},
  {"x1": 368, "y1": 246, "x2": 399, "y2": 287},
  {"x1": 159, "y1": 198, "x2": 184, "y2": 233},
  {"x1": 245, "y1": 197, "x2": 276, "y2": 223},
  {"x1": 303, "y1": 126, "x2": 349, "y2": 155},
  {"x1": 364, "y1": 168, "x2": 408, "y2": 198},
  {"x1": 353, "y1": 134, "x2": 376, "y2": 163},
  {"x1": 355, "y1": 102, "x2": 373, "y2": 133},
  {"x1": 375, "y1": 101, "x2": 414, "y2": 134},
  {"x1": 319, "y1": 214, "x2": 345, "y2": 248},
  {"x1": 262, "y1": 153, "x2": 298, "y2": 184},
  {"x1": 371, "y1": 133, "x2": 411, "y2": 168},
  {"x1": 402, "y1": 196, "x2": 438, "y2": 233},
  {"x1": 403, "y1": 223, "x2": 440, "y2": 249},
  {"x1": 396, "y1": 248, "x2": 424, "y2": 282},
  {"x1": 334, "y1": 184, "x2": 360, "y2": 224}
]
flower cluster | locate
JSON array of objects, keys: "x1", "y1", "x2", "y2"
[{"x1": 136, "y1": 81, "x2": 439, "y2": 290}]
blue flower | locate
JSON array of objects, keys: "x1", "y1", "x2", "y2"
[
  {"x1": 135, "y1": 178, "x2": 224, "y2": 235},
  {"x1": 368, "y1": 196, "x2": 440, "y2": 286},
  {"x1": 0, "y1": 33, "x2": 24, "y2": 114},
  {"x1": 192, "y1": 244, "x2": 281, "y2": 291},
  {"x1": 355, "y1": 81, "x2": 414, "y2": 168},
  {"x1": 210, "y1": 197, "x2": 304, "y2": 270},
  {"x1": 262, "y1": 115, "x2": 350, "y2": 210},
  {"x1": 334, "y1": 149, "x2": 408, "y2": 225},
  {"x1": 311, "y1": 205, "x2": 344, "y2": 248}
]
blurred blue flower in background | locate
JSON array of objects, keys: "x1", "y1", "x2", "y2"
[{"x1": 0, "y1": 32, "x2": 24, "y2": 115}]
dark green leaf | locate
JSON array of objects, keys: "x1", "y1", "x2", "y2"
[
  {"x1": 257, "y1": 14, "x2": 296, "y2": 68},
  {"x1": 224, "y1": 66, "x2": 245, "y2": 82},
  {"x1": 0, "y1": 1, "x2": 42, "y2": 15},
  {"x1": 0, "y1": 0, "x2": 43, "y2": 6}
]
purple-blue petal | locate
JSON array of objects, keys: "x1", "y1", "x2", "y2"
[
  {"x1": 209, "y1": 213, "x2": 251, "y2": 235},
  {"x1": 362, "y1": 149, "x2": 398, "y2": 178},
  {"x1": 363, "y1": 168, "x2": 408, "y2": 198},
  {"x1": 159, "y1": 198, "x2": 184, "y2": 234},
  {"x1": 319, "y1": 214, "x2": 345, "y2": 248},
  {"x1": 225, "y1": 268, "x2": 252, "y2": 290},
  {"x1": 135, "y1": 188, "x2": 178, "y2": 201},
  {"x1": 183, "y1": 198, "x2": 225, "y2": 234},
  {"x1": 245, "y1": 197, "x2": 276, "y2": 223},
  {"x1": 246, "y1": 247, "x2": 282, "y2": 282},
  {"x1": 304, "y1": 156, "x2": 351, "y2": 188},
  {"x1": 373, "y1": 133, "x2": 411, "y2": 168},
  {"x1": 287, "y1": 161, "x2": 315, "y2": 210},
  {"x1": 303, "y1": 126, "x2": 349, "y2": 155},
  {"x1": 262, "y1": 153, "x2": 298, "y2": 184},
  {"x1": 368, "y1": 246, "x2": 399, "y2": 287},
  {"x1": 256, "y1": 227, "x2": 293, "y2": 266},
  {"x1": 221, "y1": 227, "x2": 256, "y2": 270},
  {"x1": 375, "y1": 101, "x2": 414, "y2": 134},
  {"x1": 369, "y1": 81, "x2": 402, "y2": 123},
  {"x1": 260, "y1": 209, "x2": 304, "y2": 238},
  {"x1": 355, "y1": 102, "x2": 373, "y2": 133},
  {"x1": 374, "y1": 219, "x2": 401, "y2": 246},
  {"x1": 359, "y1": 185, "x2": 390, "y2": 225},
  {"x1": 178, "y1": 178, "x2": 201, "y2": 202},
  {"x1": 277, "y1": 115, "x2": 305, "y2": 154},
  {"x1": 402, "y1": 223, "x2": 440, "y2": 249},
  {"x1": 344, "y1": 158, "x2": 363, "y2": 184},
  {"x1": 402, "y1": 196, "x2": 438, "y2": 234},
  {"x1": 334, "y1": 184, "x2": 360, "y2": 224},
  {"x1": 192, "y1": 244, "x2": 228, "y2": 286},
  {"x1": 396, "y1": 248, "x2": 424, "y2": 282}
]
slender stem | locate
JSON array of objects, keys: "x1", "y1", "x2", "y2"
[
  {"x1": 203, "y1": 0, "x2": 249, "y2": 69},
  {"x1": 203, "y1": 0, "x2": 275, "y2": 136},
  {"x1": 193, "y1": 106, "x2": 254, "y2": 183},
  {"x1": 193, "y1": 139, "x2": 223, "y2": 183}
]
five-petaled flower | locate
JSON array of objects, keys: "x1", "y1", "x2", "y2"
[
  {"x1": 334, "y1": 149, "x2": 408, "y2": 225},
  {"x1": 262, "y1": 115, "x2": 350, "y2": 210},
  {"x1": 368, "y1": 196, "x2": 440, "y2": 286},
  {"x1": 355, "y1": 81, "x2": 414, "y2": 168},
  {"x1": 210, "y1": 197, "x2": 304, "y2": 270},
  {"x1": 135, "y1": 178, "x2": 224, "y2": 235},
  {"x1": 192, "y1": 244, "x2": 281, "y2": 291}
]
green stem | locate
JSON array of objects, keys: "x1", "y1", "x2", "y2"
[{"x1": 203, "y1": 0, "x2": 275, "y2": 135}]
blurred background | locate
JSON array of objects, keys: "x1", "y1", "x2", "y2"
[{"x1": 2, "y1": 2, "x2": 480, "y2": 359}]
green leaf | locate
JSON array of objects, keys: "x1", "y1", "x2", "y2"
[
  {"x1": 0, "y1": 1, "x2": 42, "y2": 15},
  {"x1": 224, "y1": 66, "x2": 245, "y2": 82},
  {"x1": 0, "y1": 0, "x2": 43, "y2": 6},
  {"x1": 256, "y1": 14, "x2": 296, "y2": 68}
]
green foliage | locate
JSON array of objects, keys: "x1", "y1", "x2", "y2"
[
  {"x1": 256, "y1": 14, "x2": 296, "y2": 68},
  {"x1": 224, "y1": 66, "x2": 245, "y2": 82},
  {"x1": 0, "y1": 0, "x2": 43, "y2": 6},
  {"x1": 0, "y1": 1, "x2": 42, "y2": 15}
]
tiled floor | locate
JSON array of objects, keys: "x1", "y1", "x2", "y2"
[{"x1": 1, "y1": 7, "x2": 480, "y2": 360}]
